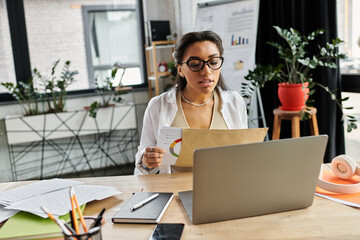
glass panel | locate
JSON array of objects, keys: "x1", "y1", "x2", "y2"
[
  {"x1": 22, "y1": 1, "x2": 140, "y2": 92},
  {"x1": 0, "y1": 0, "x2": 16, "y2": 93},
  {"x1": 337, "y1": 0, "x2": 360, "y2": 74},
  {"x1": 343, "y1": 92, "x2": 360, "y2": 160},
  {"x1": 338, "y1": 1, "x2": 360, "y2": 160},
  {"x1": 90, "y1": 10, "x2": 140, "y2": 67},
  {"x1": 94, "y1": 67, "x2": 142, "y2": 87}
]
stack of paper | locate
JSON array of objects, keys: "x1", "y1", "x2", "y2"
[
  {"x1": 0, "y1": 178, "x2": 120, "y2": 239},
  {"x1": 0, "y1": 178, "x2": 120, "y2": 220},
  {"x1": 0, "y1": 178, "x2": 83, "y2": 222}
]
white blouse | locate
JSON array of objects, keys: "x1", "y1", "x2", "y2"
[{"x1": 134, "y1": 86, "x2": 248, "y2": 175}]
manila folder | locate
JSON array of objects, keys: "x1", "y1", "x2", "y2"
[{"x1": 175, "y1": 128, "x2": 268, "y2": 167}]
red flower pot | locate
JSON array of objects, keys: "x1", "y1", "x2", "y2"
[{"x1": 278, "y1": 82, "x2": 309, "y2": 111}]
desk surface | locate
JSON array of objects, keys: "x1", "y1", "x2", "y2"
[{"x1": 1, "y1": 172, "x2": 360, "y2": 240}]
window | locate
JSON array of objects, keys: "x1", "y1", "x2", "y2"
[
  {"x1": 83, "y1": 5, "x2": 145, "y2": 88},
  {"x1": 337, "y1": 0, "x2": 360, "y2": 93},
  {"x1": 337, "y1": 0, "x2": 360, "y2": 160},
  {"x1": 0, "y1": 0, "x2": 146, "y2": 101},
  {"x1": 337, "y1": 0, "x2": 360, "y2": 75}
]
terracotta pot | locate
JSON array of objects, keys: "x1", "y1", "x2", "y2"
[{"x1": 278, "y1": 82, "x2": 309, "y2": 111}]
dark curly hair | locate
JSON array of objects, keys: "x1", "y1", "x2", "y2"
[{"x1": 172, "y1": 31, "x2": 227, "y2": 91}]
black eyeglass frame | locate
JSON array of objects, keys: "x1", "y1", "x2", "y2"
[{"x1": 180, "y1": 56, "x2": 224, "y2": 72}]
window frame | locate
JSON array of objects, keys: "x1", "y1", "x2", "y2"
[
  {"x1": 82, "y1": 4, "x2": 147, "y2": 90},
  {"x1": 0, "y1": 0, "x2": 31, "y2": 102},
  {"x1": 1, "y1": 0, "x2": 147, "y2": 103}
]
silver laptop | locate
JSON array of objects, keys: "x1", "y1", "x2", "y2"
[{"x1": 178, "y1": 135, "x2": 328, "y2": 224}]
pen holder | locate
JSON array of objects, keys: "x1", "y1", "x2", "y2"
[{"x1": 63, "y1": 217, "x2": 102, "y2": 240}]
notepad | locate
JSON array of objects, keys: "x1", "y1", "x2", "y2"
[{"x1": 112, "y1": 192, "x2": 173, "y2": 223}]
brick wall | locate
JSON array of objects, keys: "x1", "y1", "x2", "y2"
[
  {"x1": 23, "y1": 0, "x2": 134, "y2": 91},
  {"x1": 0, "y1": 0, "x2": 16, "y2": 93}
]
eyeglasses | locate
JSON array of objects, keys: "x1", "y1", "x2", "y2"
[{"x1": 180, "y1": 56, "x2": 224, "y2": 72}]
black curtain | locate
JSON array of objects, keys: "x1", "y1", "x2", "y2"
[{"x1": 256, "y1": 0, "x2": 345, "y2": 163}]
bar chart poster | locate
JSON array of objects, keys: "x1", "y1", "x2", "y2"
[
  {"x1": 231, "y1": 35, "x2": 249, "y2": 46},
  {"x1": 195, "y1": 0, "x2": 259, "y2": 93}
]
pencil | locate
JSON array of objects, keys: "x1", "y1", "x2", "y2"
[
  {"x1": 70, "y1": 187, "x2": 88, "y2": 233},
  {"x1": 60, "y1": 219, "x2": 77, "y2": 236},
  {"x1": 69, "y1": 188, "x2": 80, "y2": 234},
  {"x1": 41, "y1": 206, "x2": 72, "y2": 236}
]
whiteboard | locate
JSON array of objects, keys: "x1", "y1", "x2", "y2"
[{"x1": 194, "y1": 0, "x2": 259, "y2": 93}]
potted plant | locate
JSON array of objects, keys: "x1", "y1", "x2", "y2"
[
  {"x1": 88, "y1": 62, "x2": 130, "y2": 118},
  {"x1": 1, "y1": 77, "x2": 42, "y2": 116},
  {"x1": 1, "y1": 60, "x2": 78, "y2": 116},
  {"x1": 241, "y1": 26, "x2": 357, "y2": 132},
  {"x1": 37, "y1": 60, "x2": 78, "y2": 113},
  {"x1": 2, "y1": 60, "x2": 81, "y2": 144}
]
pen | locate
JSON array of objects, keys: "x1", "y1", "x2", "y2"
[
  {"x1": 41, "y1": 206, "x2": 72, "y2": 236},
  {"x1": 69, "y1": 210, "x2": 75, "y2": 230},
  {"x1": 130, "y1": 193, "x2": 159, "y2": 211},
  {"x1": 89, "y1": 208, "x2": 106, "y2": 229}
]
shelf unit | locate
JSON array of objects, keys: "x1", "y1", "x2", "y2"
[{"x1": 145, "y1": 40, "x2": 176, "y2": 98}]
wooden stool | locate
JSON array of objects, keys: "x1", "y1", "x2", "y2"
[{"x1": 272, "y1": 107, "x2": 319, "y2": 140}]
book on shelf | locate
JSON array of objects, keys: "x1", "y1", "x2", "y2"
[{"x1": 112, "y1": 192, "x2": 173, "y2": 224}]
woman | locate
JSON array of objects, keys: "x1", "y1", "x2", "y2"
[{"x1": 135, "y1": 31, "x2": 248, "y2": 175}]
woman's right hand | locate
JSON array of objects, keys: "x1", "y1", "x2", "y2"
[{"x1": 142, "y1": 147, "x2": 166, "y2": 169}]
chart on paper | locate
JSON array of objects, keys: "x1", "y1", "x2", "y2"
[{"x1": 157, "y1": 127, "x2": 183, "y2": 165}]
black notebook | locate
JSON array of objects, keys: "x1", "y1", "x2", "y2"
[{"x1": 112, "y1": 192, "x2": 174, "y2": 223}]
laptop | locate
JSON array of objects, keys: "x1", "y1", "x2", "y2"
[{"x1": 178, "y1": 135, "x2": 328, "y2": 224}]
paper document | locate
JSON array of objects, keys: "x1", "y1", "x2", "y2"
[
  {"x1": 0, "y1": 178, "x2": 120, "y2": 222},
  {"x1": 157, "y1": 127, "x2": 183, "y2": 165},
  {"x1": 156, "y1": 127, "x2": 268, "y2": 167},
  {"x1": 315, "y1": 193, "x2": 360, "y2": 208},
  {"x1": 5, "y1": 185, "x2": 120, "y2": 218},
  {"x1": 0, "y1": 205, "x2": 18, "y2": 223},
  {"x1": 0, "y1": 178, "x2": 83, "y2": 206}
]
